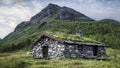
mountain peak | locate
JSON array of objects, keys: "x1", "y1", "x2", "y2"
[
  {"x1": 30, "y1": 3, "x2": 94, "y2": 21},
  {"x1": 45, "y1": 3, "x2": 61, "y2": 10},
  {"x1": 47, "y1": 3, "x2": 60, "y2": 7},
  {"x1": 15, "y1": 3, "x2": 95, "y2": 33},
  {"x1": 31, "y1": 3, "x2": 61, "y2": 21}
]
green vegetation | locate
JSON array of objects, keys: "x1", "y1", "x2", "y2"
[
  {"x1": 0, "y1": 48, "x2": 120, "y2": 68},
  {"x1": 0, "y1": 19, "x2": 120, "y2": 52},
  {"x1": 0, "y1": 19, "x2": 119, "y2": 68},
  {"x1": 44, "y1": 31, "x2": 101, "y2": 43}
]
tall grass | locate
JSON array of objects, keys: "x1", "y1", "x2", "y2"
[
  {"x1": 0, "y1": 57, "x2": 29, "y2": 68},
  {"x1": 0, "y1": 48, "x2": 120, "y2": 68}
]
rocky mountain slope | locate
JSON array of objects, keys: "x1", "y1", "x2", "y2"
[
  {"x1": 0, "y1": 3, "x2": 120, "y2": 52},
  {"x1": 14, "y1": 3, "x2": 94, "y2": 32},
  {"x1": 30, "y1": 3, "x2": 94, "y2": 21},
  {"x1": 100, "y1": 19, "x2": 120, "y2": 23}
]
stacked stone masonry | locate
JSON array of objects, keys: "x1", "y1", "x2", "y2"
[{"x1": 33, "y1": 37, "x2": 106, "y2": 58}]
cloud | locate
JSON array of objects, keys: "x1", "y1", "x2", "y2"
[
  {"x1": 0, "y1": 0, "x2": 31, "y2": 3},
  {"x1": 0, "y1": 24, "x2": 12, "y2": 39},
  {"x1": 73, "y1": 0, "x2": 120, "y2": 21},
  {"x1": 0, "y1": 0, "x2": 120, "y2": 39},
  {"x1": 0, "y1": 0, "x2": 42, "y2": 38},
  {"x1": 0, "y1": 17, "x2": 5, "y2": 24},
  {"x1": 10, "y1": 22, "x2": 17, "y2": 28},
  {"x1": 32, "y1": 0, "x2": 42, "y2": 12}
]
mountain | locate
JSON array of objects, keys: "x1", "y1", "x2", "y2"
[
  {"x1": 14, "y1": 3, "x2": 94, "y2": 32},
  {"x1": 100, "y1": 19, "x2": 120, "y2": 23},
  {"x1": 0, "y1": 3, "x2": 120, "y2": 52},
  {"x1": 58, "y1": 6, "x2": 94, "y2": 21},
  {"x1": 31, "y1": 3, "x2": 61, "y2": 21},
  {"x1": 30, "y1": 3, "x2": 94, "y2": 21}
]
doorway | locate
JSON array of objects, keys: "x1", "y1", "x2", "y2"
[
  {"x1": 93, "y1": 46, "x2": 98, "y2": 56},
  {"x1": 42, "y1": 46, "x2": 48, "y2": 58}
]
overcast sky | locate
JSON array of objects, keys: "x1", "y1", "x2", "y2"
[{"x1": 0, "y1": 0, "x2": 120, "y2": 39}]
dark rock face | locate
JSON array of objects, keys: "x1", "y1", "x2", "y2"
[
  {"x1": 14, "y1": 21, "x2": 31, "y2": 32},
  {"x1": 31, "y1": 3, "x2": 94, "y2": 21},
  {"x1": 31, "y1": 3, "x2": 61, "y2": 21},
  {"x1": 59, "y1": 7, "x2": 94, "y2": 21},
  {"x1": 101, "y1": 19, "x2": 120, "y2": 23},
  {"x1": 59, "y1": 7, "x2": 77, "y2": 20}
]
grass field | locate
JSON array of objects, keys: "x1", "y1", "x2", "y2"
[{"x1": 0, "y1": 48, "x2": 120, "y2": 68}]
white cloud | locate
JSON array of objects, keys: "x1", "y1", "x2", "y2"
[
  {"x1": 0, "y1": 0, "x2": 120, "y2": 39},
  {"x1": 0, "y1": 25, "x2": 12, "y2": 39},
  {"x1": 0, "y1": 17, "x2": 5, "y2": 24},
  {"x1": 1, "y1": 0, "x2": 29, "y2": 3},
  {"x1": 32, "y1": 0, "x2": 42, "y2": 12},
  {"x1": 0, "y1": 0, "x2": 42, "y2": 38},
  {"x1": 10, "y1": 22, "x2": 17, "y2": 28}
]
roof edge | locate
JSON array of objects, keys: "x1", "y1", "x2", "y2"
[{"x1": 33, "y1": 33, "x2": 64, "y2": 46}]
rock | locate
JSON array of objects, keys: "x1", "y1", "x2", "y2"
[
  {"x1": 59, "y1": 6, "x2": 94, "y2": 21},
  {"x1": 100, "y1": 19, "x2": 120, "y2": 23},
  {"x1": 30, "y1": 3, "x2": 94, "y2": 21},
  {"x1": 14, "y1": 21, "x2": 31, "y2": 32},
  {"x1": 31, "y1": 3, "x2": 61, "y2": 21}
]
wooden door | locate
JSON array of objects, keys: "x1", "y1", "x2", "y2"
[
  {"x1": 93, "y1": 46, "x2": 98, "y2": 56},
  {"x1": 42, "y1": 46, "x2": 48, "y2": 58}
]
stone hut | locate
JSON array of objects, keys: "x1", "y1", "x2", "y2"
[{"x1": 32, "y1": 34, "x2": 107, "y2": 59}]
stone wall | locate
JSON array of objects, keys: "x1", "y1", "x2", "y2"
[
  {"x1": 32, "y1": 37, "x2": 65, "y2": 58},
  {"x1": 64, "y1": 45, "x2": 94, "y2": 58},
  {"x1": 32, "y1": 37, "x2": 106, "y2": 58},
  {"x1": 64, "y1": 45, "x2": 78, "y2": 58},
  {"x1": 32, "y1": 40, "x2": 43, "y2": 58},
  {"x1": 64, "y1": 45, "x2": 106, "y2": 58},
  {"x1": 48, "y1": 39, "x2": 65, "y2": 58},
  {"x1": 81, "y1": 46, "x2": 93, "y2": 58},
  {"x1": 97, "y1": 47, "x2": 106, "y2": 57}
]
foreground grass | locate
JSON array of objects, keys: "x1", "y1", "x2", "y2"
[{"x1": 0, "y1": 48, "x2": 120, "y2": 68}]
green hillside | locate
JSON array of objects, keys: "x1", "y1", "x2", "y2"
[
  {"x1": 0, "y1": 3, "x2": 120, "y2": 52},
  {"x1": 0, "y1": 19, "x2": 120, "y2": 52}
]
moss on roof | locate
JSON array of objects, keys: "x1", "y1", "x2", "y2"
[{"x1": 42, "y1": 31, "x2": 101, "y2": 44}]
